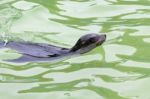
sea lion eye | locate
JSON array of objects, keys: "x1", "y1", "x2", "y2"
[{"x1": 89, "y1": 38, "x2": 96, "y2": 43}]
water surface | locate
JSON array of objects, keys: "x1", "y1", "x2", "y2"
[{"x1": 0, "y1": 0, "x2": 150, "y2": 99}]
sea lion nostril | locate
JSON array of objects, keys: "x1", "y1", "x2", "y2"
[
  {"x1": 102, "y1": 34, "x2": 106, "y2": 38},
  {"x1": 101, "y1": 34, "x2": 106, "y2": 40},
  {"x1": 104, "y1": 34, "x2": 106, "y2": 38}
]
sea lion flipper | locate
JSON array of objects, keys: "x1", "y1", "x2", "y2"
[{"x1": 5, "y1": 55, "x2": 35, "y2": 63}]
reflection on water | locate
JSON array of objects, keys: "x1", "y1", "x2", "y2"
[{"x1": 0, "y1": 0, "x2": 150, "y2": 99}]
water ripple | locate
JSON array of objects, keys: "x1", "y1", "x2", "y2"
[{"x1": 0, "y1": 0, "x2": 150, "y2": 99}]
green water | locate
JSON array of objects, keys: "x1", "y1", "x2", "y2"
[{"x1": 0, "y1": 0, "x2": 150, "y2": 99}]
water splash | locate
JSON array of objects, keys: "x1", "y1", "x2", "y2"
[{"x1": 0, "y1": 4, "x2": 22, "y2": 44}]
